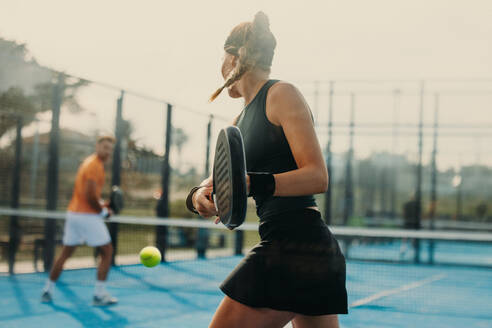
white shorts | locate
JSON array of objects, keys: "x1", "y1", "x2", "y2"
[{"x1": 63, "y1": 211, "x2": 111, "y2": 247}]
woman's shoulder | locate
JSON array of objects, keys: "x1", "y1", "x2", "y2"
[
  {"x1": 268, "y1": 80, "x2": 305, "y2": 106},
  {"x1": 269, "y1": 80, "x2": 298, "y2": 94},
  {"x1": 266, "y1": 80, "x2": 308, "y2": 124}
]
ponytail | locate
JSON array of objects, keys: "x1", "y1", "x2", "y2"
[{"x1": 210, "y1": 11, "x2": 276, "y2": 102}]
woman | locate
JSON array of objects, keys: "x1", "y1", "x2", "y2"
[{"x1": 188, "y1": 12, "x2": 347, "y2": 328}]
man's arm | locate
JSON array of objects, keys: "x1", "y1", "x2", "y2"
[{"x1": 85, "y1": 179, "x2": 103, "y2": 213}]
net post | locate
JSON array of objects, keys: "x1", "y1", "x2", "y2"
[
  {"x1": 44, "y1": 73, "x2": 64, "y2": 272},
  {"x1": 156, "y1": 103, "x2": 173, "y2": 262},
  {"x1": 8, "y1": 116, "x2": 23, "y2": 274},
  {"x1": 196, "y1": 115, "x2": 213, "y2": 259},
  {"x1": 109, "y1": 90, "x2": 124, "y2": 265},
  {"x1": 324, "y1": 81, "x2": 334, "y2": 225}
]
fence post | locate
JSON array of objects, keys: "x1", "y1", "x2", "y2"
[
  {"x1": 156, "y1": 103, "x2": 172, "y2": 262},
  {"x1": 29, "y1": 122, "x2": 40, "y2": 202},
  {"x1": 390, "y1": 89, "x2": 401, "y2": 219},
  {"x1": 8, "y1": 116, "x2": 23, "y2": 274},
  {"x1": 414, "y1": 81, "x2": 425, "y2": 264},
  {"x1": 324, "y1": 81, "x2": 334, "y2": 225},
  {"x1": 313, "y1": 80, "x2": 319, "y2": 123},
  {"x1": 197, "y1": 116, "x2": 212, "y2": 259},
  {"x1": 343, "y1": 93, "x2": 355, "y2": 225},
  {"x1": 109, "y1": 90, "x2": 124, "y2": 265},
  {"x1": 43, "y1": 74, "x2": 63, "y2": 272},
  {"x1": 429, "y1": 93, "x2": 439, "y2": 264}
]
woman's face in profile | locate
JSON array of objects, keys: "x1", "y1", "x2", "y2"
[{"x1": 221, "y1": 52, "x2": 241, "y2": 98}]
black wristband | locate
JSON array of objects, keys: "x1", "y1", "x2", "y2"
[
  {"x1": 186, "y1": 186, "x2": 203, "y2": 214},
  {"x1": 248, "y1": 172, "x2": 275, "y2": 198}
]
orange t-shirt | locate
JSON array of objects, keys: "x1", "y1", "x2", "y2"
[{"x1": 68, "y1": 154, "x2": 105, "y2": 214}]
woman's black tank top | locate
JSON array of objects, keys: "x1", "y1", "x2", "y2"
[{"x1": 236, "y1": 79, "x2": 317, "y2": 220}]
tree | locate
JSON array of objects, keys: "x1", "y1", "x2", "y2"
[
  {"x1": 0, "y1": 37, "x2": 87, "y2": 140},
  {"x1": 0, "y1": 87, "x2": 36, "y2": 137},
  {"x1": 121, "y1": 119, "x2": 134, "y2": 142},
  {"x1": 0, "y1": 38, "x2": 49, "y2": 93},
  {"x1": 172, "y1": 127, "x2": 189, "y2": 169},
  {"x1": 476, "y1": 202, "x2": 487, "y2": 219}
]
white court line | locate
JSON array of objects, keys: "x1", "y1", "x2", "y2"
[
  {"x1": 283, "y1": 274, "x2": 445, "y2": 328},
  {"x1": 349, "y1": 273, "x2": 447, "y2": 308}
]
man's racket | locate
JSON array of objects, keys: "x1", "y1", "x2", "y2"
[
  {"x1": 109, "y1": 185, "x2": 124, "y2": 215},
  {"x1": 212, "y1": 126, "x2": 247, "y2": 230}
]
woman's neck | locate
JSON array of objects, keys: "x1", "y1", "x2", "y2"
[{"x1": 237, "y1": 71, "x2": 270, "y2": 106}]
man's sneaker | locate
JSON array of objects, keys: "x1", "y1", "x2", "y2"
[
  {"x1": 41, "y1": 291, "x2": 52, "y2": 303},
  {"x1": 92, "y1": 293, "x2": 118, "y2": 306}
]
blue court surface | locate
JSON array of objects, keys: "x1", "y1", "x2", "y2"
[{"x1": 1, "y1": 256, "x2": 491, "y2": 328}]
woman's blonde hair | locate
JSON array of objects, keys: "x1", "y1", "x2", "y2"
[{"x1": 210, "y1": 11, "x2": 277, "y2": 102}]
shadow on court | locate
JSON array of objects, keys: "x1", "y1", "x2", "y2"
[{"x1": 0, "y1": 256, "x2": 491, "y2": 328}]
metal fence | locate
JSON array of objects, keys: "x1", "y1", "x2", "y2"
[{"x1": 1, "y1": 71, "x2": 492, "y2": 274}]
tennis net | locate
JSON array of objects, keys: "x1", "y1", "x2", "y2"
[{"x1": 1, "y1": 207, "x2": 491, "y2": 271}]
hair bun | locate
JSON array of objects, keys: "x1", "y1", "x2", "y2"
[{"x1": 253, "y1": 11, "x2": 270, "y2": 32}]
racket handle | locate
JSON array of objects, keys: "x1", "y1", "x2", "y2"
[
  {"x1": 100, "y1": 207, "x2": 110, "y2": 220},
  {"x1": 211, "y1": 192, "x2": 218, "y2": 212}
]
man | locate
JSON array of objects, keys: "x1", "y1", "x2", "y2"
[{"x1": 41, "y1": 136, "x2": 117, "y2": 306}]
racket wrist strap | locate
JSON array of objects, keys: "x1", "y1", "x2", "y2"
[
  {"x1": 186, "y1": 186, "x2": 203, "y2": 214},
  {"x1": 248, "y1": 172, "x2": 275, "y2": 198}
]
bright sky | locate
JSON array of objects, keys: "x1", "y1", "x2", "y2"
[{"x1": 1, "y1": 0, "x2": 491, "y2": 170}]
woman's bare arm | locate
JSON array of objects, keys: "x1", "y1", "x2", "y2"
[{"x1": 266, "y1": 82, "x2": 328, "y2": 197}]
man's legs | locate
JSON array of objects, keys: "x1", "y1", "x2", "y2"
[
  {"x1": 96, "y1": 242, "x2": 113, "y2": 281},
  {"x1": 92, "y1": 242, "x2": 117, "y2": 306},
  {"x1": 41, "y1": 245, "x2": 77, "y2": 302},
  {"x1": 50, "y1": 245, "x2": 77, "y2": 281}
]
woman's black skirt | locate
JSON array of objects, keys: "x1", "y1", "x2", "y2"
[{"x1": 220, "y1": 208, "x2": 348, "y2": 316}]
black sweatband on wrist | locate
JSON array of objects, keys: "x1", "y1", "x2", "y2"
[
  {"x1": 248, "y1": 172, "x2": 275, "y2": 198},
  {"x1": 186, "y1": 186, "x2": 204, "y2": 214}
]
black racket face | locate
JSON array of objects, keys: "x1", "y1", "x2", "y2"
[
  {"x1": 213, "y1": 126, "x2": 247, "y2": 230},
  {"x1": 110, "y1": 186, "x2": 124, "y2": 214}
]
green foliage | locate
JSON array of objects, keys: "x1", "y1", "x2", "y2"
[
  {"x1": 171, "y1": 126, "x2": 189, "y2": 169},
  {"x1": 476, "y1": 202, "x2": 487, "y2": 219},
  {"x1": 0, "y1": 87, "x2": 36, "y2": 137},
  {"x1": 172, "y1": 167, "x2": 202, "y2": 191},
  {"x1": 347, "y1": 216, "x2": 365, "y2": 227},
  {"x1": 171, "y1": 127, "x2": 189, "y2": 151},
  {"x1": 0, "y1": 37, "x2": 88, "y2": 140}
]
